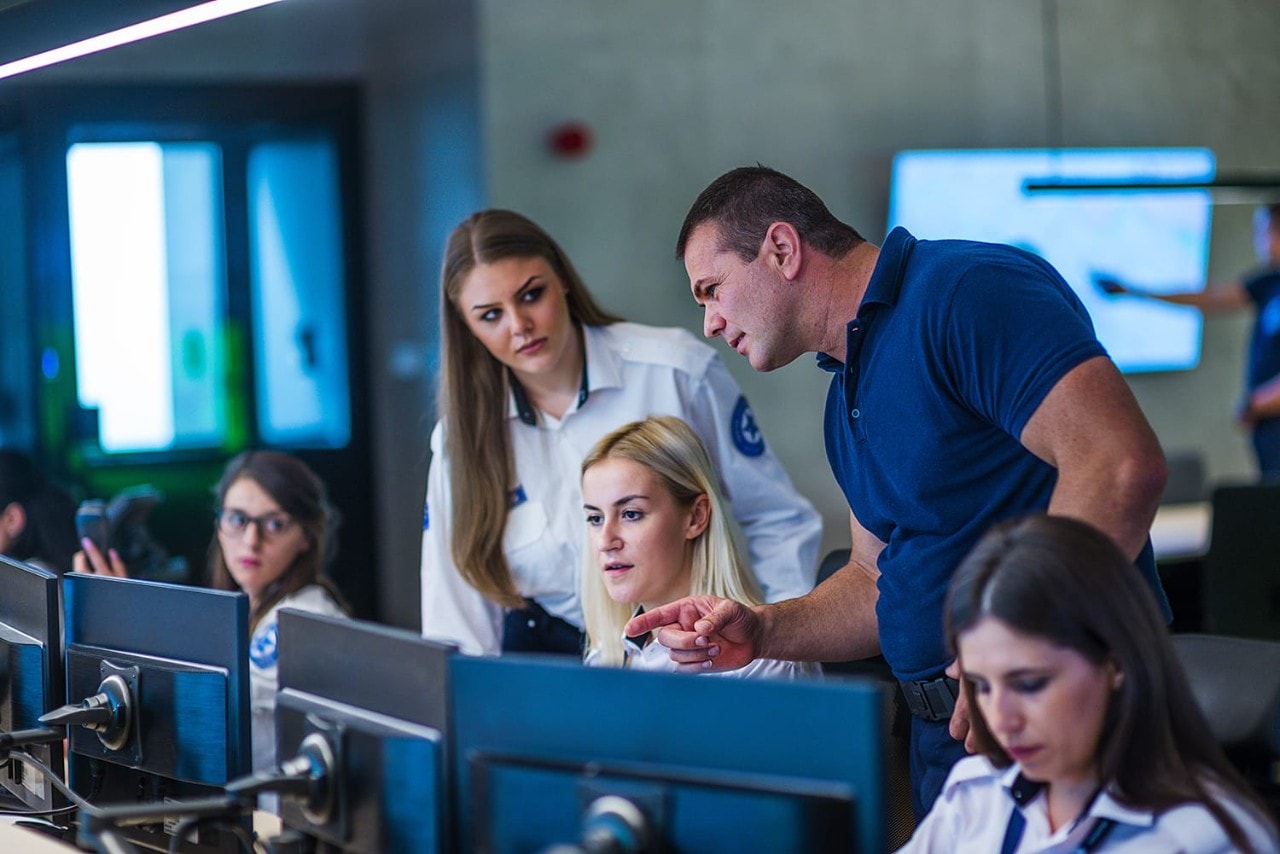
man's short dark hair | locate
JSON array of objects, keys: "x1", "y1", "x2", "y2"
[{"x1": 676, "y1": 165, "x2": 864, "y2": 262}]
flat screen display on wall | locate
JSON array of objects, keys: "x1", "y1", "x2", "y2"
[{"x1": 887, "y1": 147, "x2": 1216, "y2": 374}]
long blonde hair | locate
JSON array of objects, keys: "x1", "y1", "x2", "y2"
[
  {"x1": 439, "y1": 209, "x2": 623, "y2": 608},
  {"x1": 580, "y1": 416, "x2": 761, "y2": 665}
]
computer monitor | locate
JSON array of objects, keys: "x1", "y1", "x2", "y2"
[
  {"x1": 451, "y1": 656, "x2": 887, "y2": 853},
  {"x1": 59, "y1": 572, "x2": 250, "y2": 853},
  {"x1": 0, "y1": 554, "x2": 63, "y2": 814},
  {"x1": 1204, "y1": 481, "x2": 1280, "y2": 641},
  {"x1": 271, "y1": 609, "x2": 454, "y2": 853},
  {"x1": 888, "y1": 147, "x2": 1216, "y2": 375}
]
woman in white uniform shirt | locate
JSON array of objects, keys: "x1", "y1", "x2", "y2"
[
  {"x1": 420, "y1": 209, "x2": 821, "y2": 657},
  {"x1": 78, "y1": 451, "x2": 350, "y2": 779},
  {"x1": 579, "y1": 416, "x2": 816, "y2": 678},
  {"x1": 900, "y1": 515, "x2": 1278, "y2": 853}
]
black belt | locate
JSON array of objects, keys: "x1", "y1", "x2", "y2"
[{"x1": 899, "y1": 675, "x2": 959, "y2": 722}]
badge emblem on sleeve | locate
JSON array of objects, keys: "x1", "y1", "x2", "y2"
[
  {"x1": 250, "y1": 622, "x2": 280, "y2": 669},
  {"x1": 731, "y1": 396, "x2": 766, "y2": 457}
]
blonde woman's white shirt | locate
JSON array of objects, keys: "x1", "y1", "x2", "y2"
[
  {"x1": 249, "y1": 585, "x2": 347, "y2": 775},
  {"x1": 898, "y1": 755, "x2": 1279, "y2": 853},
  {"x1": 420, "y1": 322, "x2": 823, "y2": 656},
  {"x1": 585, "y1": 630, "x2": 822, "y2": 680}
]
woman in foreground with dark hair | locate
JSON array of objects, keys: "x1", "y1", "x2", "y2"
[{"x1": 900, "y1": 514, "x2": 1278, "y2": 852}]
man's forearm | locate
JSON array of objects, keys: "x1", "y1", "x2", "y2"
[
  {"x1": 756, "y1": 562, "x2": 880, "y2": 663},
  {"x1": 1245, "y1": 375, "x2": 1280, "y2": 421}
]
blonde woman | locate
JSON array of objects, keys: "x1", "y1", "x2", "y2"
[
  {"x1": 580, "y1": 416, "x2": 817, "y2": 678},
  {"x1": 420, "y1": 210, "x2": 821, "y2": 657}
]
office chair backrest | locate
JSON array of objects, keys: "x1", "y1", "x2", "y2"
[
  {"x1": 1204, "y1": 482, "x2": 1280, "y2": 640},
  {"x1": 1163, "y1": 449, "x2": 1207, "y2": 504},
  {"x1": 817, "y1": 547, "x2": 850, "y2": 586},
  {"x1": 1172, "y1": 633, "x2": 1280, "y2": 756}
]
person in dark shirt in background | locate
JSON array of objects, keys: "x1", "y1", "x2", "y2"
[
  {"x1": 0, "y1": 448, "x2": 78, "y2": 574},
  {"x1": 1098, "y1": 203, "x2": 1280, "y2": 474}
]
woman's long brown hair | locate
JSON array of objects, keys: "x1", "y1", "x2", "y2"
[
  {"x1": 946, "y1": 515, "x2": 1275, "y2": 852},
  {"x1": 437, "y1": 209, "x2": 622, "y2": 608}
]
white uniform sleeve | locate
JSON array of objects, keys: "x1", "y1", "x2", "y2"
[
  {"x1": 733, "y1": 658, "x2": 823, "y2": 680},
  {"x1": 684, "y1": 354, "x2": 823, "y2": 603},
  {"x1": 895, "y1": 795, "x2": 962, "y2": 853},
  {"x1": 420, "y1": 424, "x2": 503, "y2": 656},
  {"x1": 894, "y1": 758, "x2": 987, "y2": 852}
]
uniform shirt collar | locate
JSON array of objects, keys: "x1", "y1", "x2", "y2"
[
  {"x1": 1088, "y1": 790, "x2": 1156, "y2": 829},
  {"x1": 622, "y1": 604, "x2": 650, "y2": 654},
  {"x1": 815, "y1": 227, "x2": 916, "y2": 372},
  {"x1": 997, "y1": 763, "x2": 1156, "y2": 831},
  {"x1": 620, "y1": 605, "x2": 666, "y2": 669},
  {"x1": 506, "y1": 323, "x2": 611, "y2": 425},
  {"x1": 583, "y1": 322, "x2": 624, "y2": 392}
]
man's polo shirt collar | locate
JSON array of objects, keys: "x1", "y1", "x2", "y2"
[{"x1": 815, "y1": 227, "x2": 917, "y2": 373}]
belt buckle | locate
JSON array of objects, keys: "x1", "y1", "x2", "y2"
[{"x1": 902, "y1": 676, "x2": 958, "y2": 722}]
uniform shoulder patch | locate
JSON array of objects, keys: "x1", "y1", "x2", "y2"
[
  {"x1": 731, "y1": 396, "x2": 766, "y2": 457},
  {"x1": 250, "y1": 621, "x2": 280, "y2": 669}
]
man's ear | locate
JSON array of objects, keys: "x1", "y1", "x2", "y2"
[
  {"x1": 762, "y1": 221, "x2": 803, "y2": 281},
  {"x1": 685, "y1": 494, "x2": 711, "y2": 541}
]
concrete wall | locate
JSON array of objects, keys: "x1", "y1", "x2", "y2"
[
  {"x1": 16, "y1": 0, "x2": 1280, "y2": 624},
  {"x1": 477, "y1": 0, "x2": 1280, "y2": 559}
]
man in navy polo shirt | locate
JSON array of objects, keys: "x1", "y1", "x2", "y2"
[{"x1": 627, "y1": 165, "x2": 1170, "y2": 818}]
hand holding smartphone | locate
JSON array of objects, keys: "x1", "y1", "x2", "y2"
[
  {"x1": 73, "y1": 499, "x2": 132, "y2": 578},
  {"x1": 75, "y1": 499, "x2": 111, "y2": 554}
]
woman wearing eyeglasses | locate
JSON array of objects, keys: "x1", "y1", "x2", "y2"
[{"x1": 75, "y1": 450, "x2": 350, "y2": 780}]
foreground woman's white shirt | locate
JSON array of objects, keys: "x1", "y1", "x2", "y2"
[{"x1": 898, "y1": 755, "x2": 1279, "y2": 853}]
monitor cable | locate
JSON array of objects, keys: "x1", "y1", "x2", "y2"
[{"x1": 224, "y1": 732, "x2": 337, "y2": 826}]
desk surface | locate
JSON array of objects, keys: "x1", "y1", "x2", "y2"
[
  {"x1": 0, "y1": 821, "x2": 77, "y2": 852},
  {"x1": 1151, "y1": 501, "x2": 1211, "y2": 561},
  {"x1": 0, "y1": 810, "x2": 284, "y2": 851}
]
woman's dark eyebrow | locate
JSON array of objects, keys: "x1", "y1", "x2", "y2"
[{"x1": 471, "y1": 275, "x2": 540, "y2": 311}]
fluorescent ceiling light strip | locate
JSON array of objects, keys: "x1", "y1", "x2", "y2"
[{"x1": 0, "y1": 0, "x2": 287, "y2": 80}]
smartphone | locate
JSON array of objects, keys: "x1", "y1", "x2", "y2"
[{"x1": 75, "y1": 499, "x2": 111, "y2": 553}]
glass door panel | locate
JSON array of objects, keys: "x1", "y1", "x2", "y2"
[
  {"x1": 66, "y1": 141, "x2": 226, "y2": 453},
  {"x1": 247, "y1": 139, "x2": 350, "y2": 449}
]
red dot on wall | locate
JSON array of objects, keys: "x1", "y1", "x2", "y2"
[{"x1": 548, "y1": 121, "x2": 593, "y2": 158}]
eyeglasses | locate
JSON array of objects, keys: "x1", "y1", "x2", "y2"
[{"x1": 215, "y1": 509, "x2": 296, "y2": 539}]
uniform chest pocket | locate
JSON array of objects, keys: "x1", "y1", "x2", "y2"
[{"x1": 502, "y1": 500, "x2": 574, "y2": 597}]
